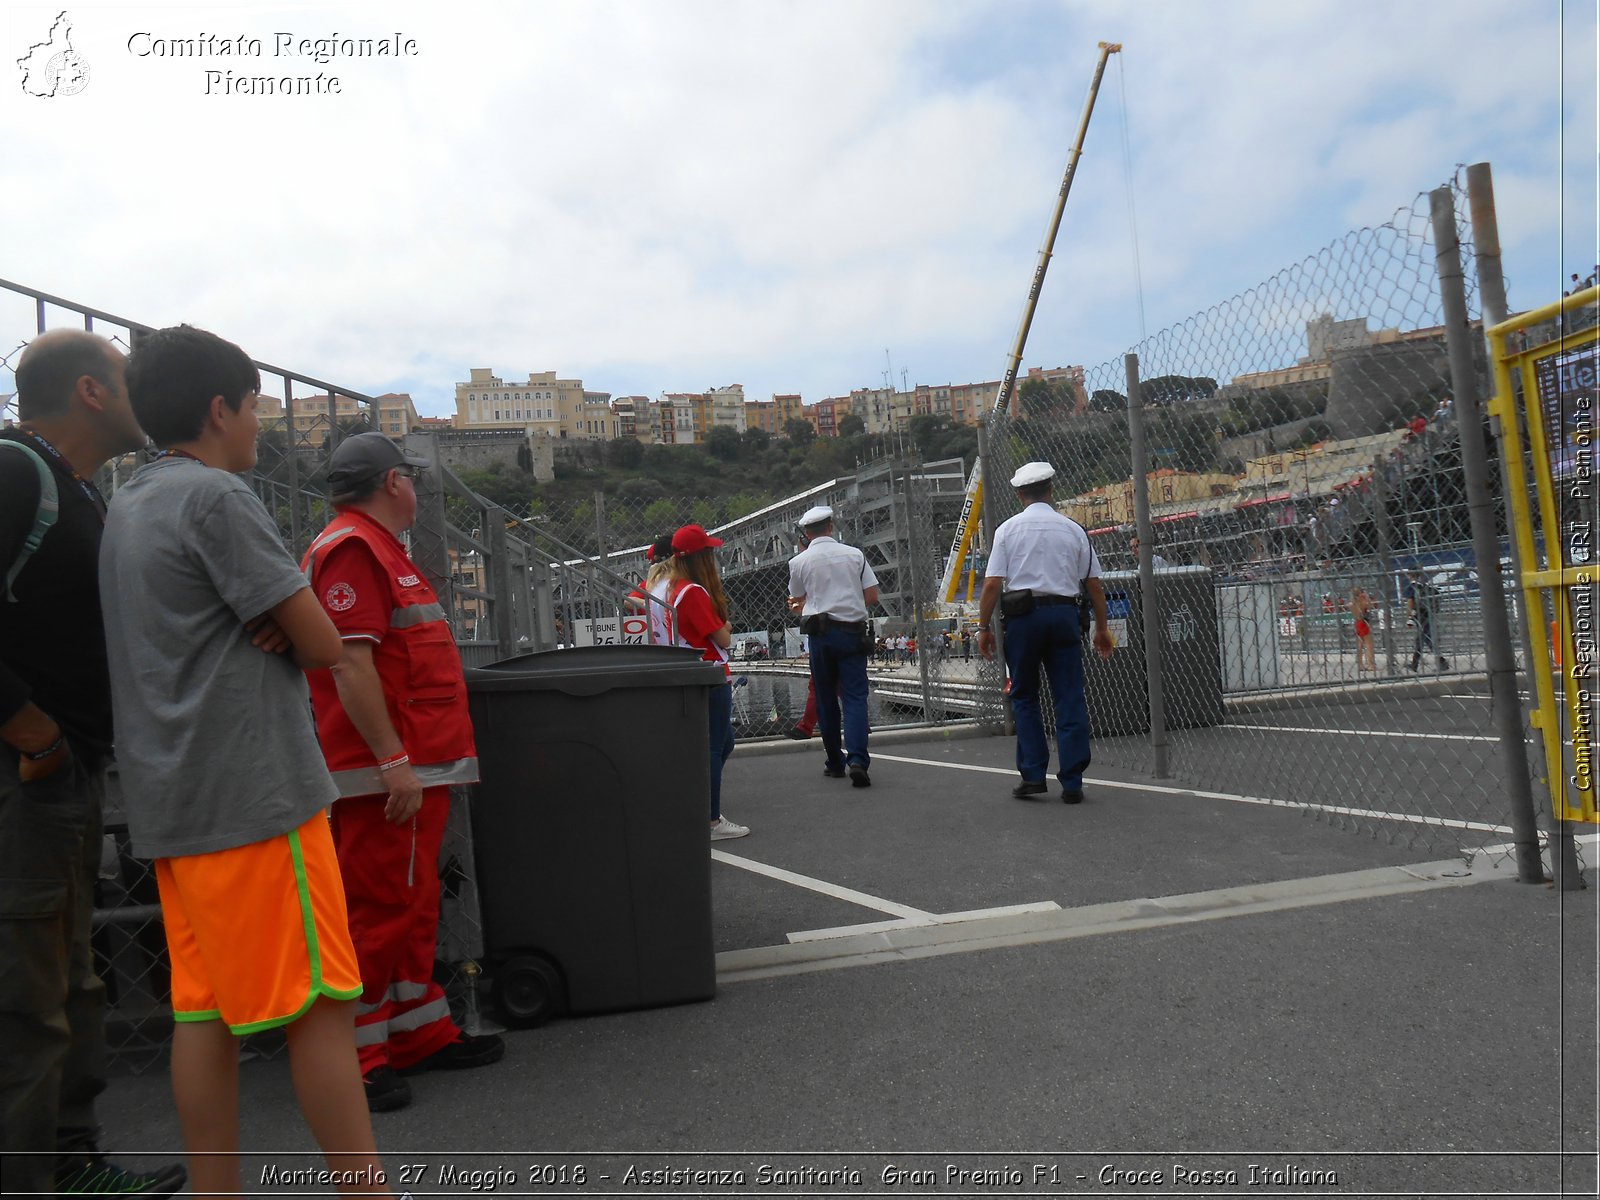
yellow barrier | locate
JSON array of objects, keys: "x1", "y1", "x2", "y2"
[{"x1": 1487, "y1": 285, "x2": 1598, "y2": 823}]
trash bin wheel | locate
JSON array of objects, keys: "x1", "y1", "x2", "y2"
[{"x1": 492, "y1": 954, "x2": 565, "y2": 1028}]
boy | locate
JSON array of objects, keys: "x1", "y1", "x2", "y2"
[{"x1": 99, "y1": 326, "x2": 395, "y2": 1197}]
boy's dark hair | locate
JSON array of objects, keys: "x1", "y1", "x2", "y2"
[
  {"x1": 15, "y1": 331, "x2": 115, "y2": 420},
  {"x1": 126, "y1": 325, "x2": 260, "y2": 447},
  {"x1": 1017, "y1": 481, "x2": 1052, "y2": 504}
]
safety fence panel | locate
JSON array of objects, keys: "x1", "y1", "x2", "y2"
[
  {"x1": 1488, "y1": 286, "x2": 1599, "y2": 826},
  {"x1": 982, "y1": 174, "x2": 1547, "y2": 863}
]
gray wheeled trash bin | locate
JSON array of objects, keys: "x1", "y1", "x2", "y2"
[
  {"x1": 464, "y1": 645, "x2": 727, "y2": 1026},
  {"x1": 1084, "y1": 566, "x2": 1225, "y2": 736}
]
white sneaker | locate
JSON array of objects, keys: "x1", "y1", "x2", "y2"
[{"x1": 710, "y1": 816, "x2": 750, "y2": 840}]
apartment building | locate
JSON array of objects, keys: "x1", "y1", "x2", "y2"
[
  {"x1": 744, "y1": 393, "x2": 806, "y2": 435},
  {"x1": 258, "y1": 392, "x2": 419, "y2": 440},
  {"x1": 454, "y1": 369, "x2": 584, "y2": 438}
]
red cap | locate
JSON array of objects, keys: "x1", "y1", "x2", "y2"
[{"x1": 672, "y1": 524, "x2": 724, "y2": 555}]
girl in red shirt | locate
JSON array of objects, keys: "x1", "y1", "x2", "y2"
[{"x1": 668, "y1": 525, "x2": 749, "y2": 840}]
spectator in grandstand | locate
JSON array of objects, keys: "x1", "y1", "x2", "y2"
[{"x1": 1, "y1": 330, "x2": 187, "y2": 1198}]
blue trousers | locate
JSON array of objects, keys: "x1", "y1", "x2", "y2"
[
  {"x1": 1003, "y1": 604, "x2": 1091, "y2": 789},
  {"x1": 707, "y1": 681, "x2": 734, "y2": 820},
  {"x1": 808, "y1": 625, "x2": 871, "y2": 771}
]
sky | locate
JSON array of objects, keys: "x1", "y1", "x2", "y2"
[{"x1": 2, "y1": 0, "x2": 1595, "y2": 419}]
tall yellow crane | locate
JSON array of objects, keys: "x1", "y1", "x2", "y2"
[{"x1": 939, "y1": 41, "x2": 1122, "y2": 604}]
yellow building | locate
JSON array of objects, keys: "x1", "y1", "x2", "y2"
[
  {"x1": 258, "y1": 392, "x2": 418, "y2": 441},
  {"x1": 455, "y1": 369, "x2": 588, "y2": 439}
]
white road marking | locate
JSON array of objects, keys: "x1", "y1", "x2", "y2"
[
  {"x1": 1224, "y1": 722, "x2": 1500, "y2": 743},
  {"x1": 787, "y1": 901, "x2": 1062, "y2": 944},
  {"x1": 711, "y1": 849, "x2": 932, "y2": 919},
  {"x1": 871, "y1": 752, "x2": 1514, "y2": 835}
]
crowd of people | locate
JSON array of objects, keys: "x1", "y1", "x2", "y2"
[{"x1": 2, "y1": 327, "x2": 505, "y2": 1198}]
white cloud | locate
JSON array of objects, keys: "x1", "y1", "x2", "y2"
[{"x1": 1, "y1": 0, "x2": 1590, "y2": 415}]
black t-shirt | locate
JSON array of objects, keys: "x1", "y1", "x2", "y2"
[{"x1": 0, "y1": 430, "x2": 114, "y2": 751}]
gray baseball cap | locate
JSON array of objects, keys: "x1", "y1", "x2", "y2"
[{"x1": 327, "y1": 432, "x2": 431, "y2": 491}]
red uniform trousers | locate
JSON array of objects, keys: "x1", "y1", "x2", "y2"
[{"x1": 329, "y1": 785, "x2": 459, "y2": 1075}]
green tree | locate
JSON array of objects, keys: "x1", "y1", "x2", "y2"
[
  {"x1": 1089, "y1": 389, "x2": 1126, "y2": 413},
  {"x1": 783, "y1": 417, "x2": 816, "y2": 447},
  {"x1": 704, "y1": 425, "x2": 741, "y2": 461},
  {"x1": 604, "y1": 437, "x2": 645, "y2": 469},
  {"x1": 742, "y1": 427, "x2": 771, "y2": 453},
  {"x1": 837, "y1": 413, "x2": 866, "y2": 437},
  {"x1": 1018, "y1": 377, "x2": 1074, "y2": 419}
]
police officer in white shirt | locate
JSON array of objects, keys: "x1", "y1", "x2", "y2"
[
  {"x1": 788, "y1": 506, "x2": 880, "y2": 787},
  {"x1": 978, "y1": 462, "x2": 1113, "y2": 802}
]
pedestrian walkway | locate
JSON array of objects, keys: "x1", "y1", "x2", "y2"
[{"x1": 95, "y1": 731, "x2": 1596, "y2": 1197}]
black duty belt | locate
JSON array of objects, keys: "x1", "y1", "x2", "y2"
[
  {"x1": 802, "y1": 613, "x2": 867, "y2": 634},
  {"x1": 1033, "y1": 595, "x2": 1078, "y2": 606}
]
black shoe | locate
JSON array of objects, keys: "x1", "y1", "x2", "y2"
[
  {"x1": 1061, "y1": 788, "x2": 1085, "y2": 805},
  {"x1": 849, "y1": 764, "x2": 871, "y2": 788},
  {"x1": 1438, "y1": 657, "x2": 1450, "y2": 671},
  {"x1": 398, "y1": 1032, "x2": 505, "y2": 1075},
  {"x1": 823, "y1": 765, "x2": 847, "y2": 778},
  {"x1": 1012, "y1": 780, "x2": 1049, "y2": 799},
  {"x1": 785, "y1": 727, "x2": 813, "y2": 740},
  {"x1": 56, "y1": 1156, "x2": 187, "y2": 1197},
  {"x1": 363, "y1": 1064, "x2": 413, "y2": 1111}
]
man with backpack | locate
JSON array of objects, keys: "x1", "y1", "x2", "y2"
[{"x1": 0, "y1": 329, "x2": 186, "y2": 1196}]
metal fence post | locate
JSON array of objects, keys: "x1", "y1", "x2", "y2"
[
  {"x1": 1125, "y1": 354, "x2": 1169, "y2": 777},
  {"x1": 1371, "y1": 455, "x2": 1401, "y2": 674},
  {"x1": 902, "y1": 463, "x2": 939, "y2": 725},
  {"x1": 405, "y1": 431, "x2": 453, "y2": 612},
  {"x1": 1430, "y1": 186, "x2": 1546, "y2": 883},
  {"x1": 977, "y1": 415, "x2": 1012, "y2": 736},
  {"x1": 1465, "y1": 162, "x2": 1578, "y2": 887},
  {"x1": 484, "y1": 505, "x2": 516, "y2": 656}
]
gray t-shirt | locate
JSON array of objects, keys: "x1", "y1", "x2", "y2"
[{"x1": 100, "y1": 457, "x2": 337, "y2": 858}]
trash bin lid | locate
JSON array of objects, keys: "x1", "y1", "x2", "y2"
[{"x1": 465, "y1": 644, "x2": 728, "y2": 697}]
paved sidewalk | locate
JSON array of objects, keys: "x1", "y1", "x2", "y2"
[{"x1": 95, "y1": 732, "x2": 1597, "y2": 1198}]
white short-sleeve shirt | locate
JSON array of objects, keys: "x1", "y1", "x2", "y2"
[
  {"x1": 789, "y1": 535, "x2": 878, "y2": 622},
  {"x1": 985, "y1": 502, "x2": 1101, "y2": 597}
]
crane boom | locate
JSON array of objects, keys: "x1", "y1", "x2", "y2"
[{"x1": 939, "y1": 41, "x2": 1121, "y2": 604}]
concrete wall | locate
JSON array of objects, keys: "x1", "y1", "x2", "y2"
[
  {"x1": 1324, "y1": 340, "x2": 1452, "y2": 438},
  {"x1": 431, "y1": 431, "x2": 554, "y2": 482}
]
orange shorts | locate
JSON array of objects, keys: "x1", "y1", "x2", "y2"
[{"x1": 155, "y1": 811, "x2": 363, "y2": 1034}]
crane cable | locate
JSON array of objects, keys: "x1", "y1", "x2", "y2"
[{"x1": 1114, "y1": 50, "x2": 1148, "y2": 346}]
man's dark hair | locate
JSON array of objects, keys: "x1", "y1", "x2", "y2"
[
  {"x1": 802, "y1": 520, "x2": 832, "y2": 537},
  {"x1": 14, "y1": 331, "x2": 115, "y2": 420},
  {"x1": 1017, "y1": 481, "x2": 1052, "y2": 504},
  {"x1": 126, "y1": 325, "x2": 260, "y2": 447}
]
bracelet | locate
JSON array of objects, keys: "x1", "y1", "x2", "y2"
[
  {"x1": 22, "y1": 735, "x2": 65, "y2": 761},
  {"x1": 377, "y1": 754, "x2": 410, "y2": 772}
]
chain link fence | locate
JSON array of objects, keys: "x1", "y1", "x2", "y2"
[
  {"x1": 983, "y1": 170, "x2": 1566, "y2": 868},
  {"x1": 3, "y1": 165, "x2": 1577, "y2": 1071}
]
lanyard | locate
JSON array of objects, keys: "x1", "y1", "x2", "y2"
[
  {"x1": 153, "y1": 448, "x2": 204, "y2": 464},
  {"x1": 14, "y1": 428, "x2": 107, "y2": 522}
]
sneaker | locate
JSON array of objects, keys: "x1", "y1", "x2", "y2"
[
  {"x1": 56, "y1": 1156, "x2": 187, "y2": 1196},
  {"x1": 710, "y1": 816, "x2": 750, "y2": 840},
  {"x1": 785, "y1": 727, "x2": 813, "y2": 740},
  {"x1": 849, "y1": 764, "x2": 871, "y2": 788},
  {"x1": 398, "y1": 1032, "x2": 505, "y2": 1075},
  {"x1": 823, "y1": 765, "x2": 847, "y2": 778},
  {"x1": 363, "y1": 1064, "x2": 413, "y2": 1111}
]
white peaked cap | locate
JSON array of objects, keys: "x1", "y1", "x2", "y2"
[
  {"x1": 799, "y1": 505, "x2": 834, "y2": 527},
  {"x1": 1010, "y1": 461, "x2": 1056, "y2": 488}
]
